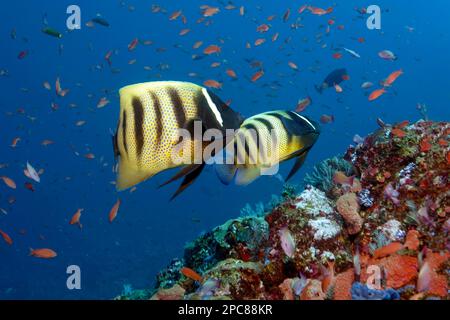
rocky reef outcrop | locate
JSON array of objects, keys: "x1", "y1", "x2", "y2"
[{"x1": 118, "y1": 120, "x2": 449, "y2": 300}]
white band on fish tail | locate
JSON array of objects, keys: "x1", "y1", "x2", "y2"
[{"x1": 202, "y1": 88, "x2": 223, "y2": 126}]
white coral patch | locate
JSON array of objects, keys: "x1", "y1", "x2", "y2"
[
  {"x1": 295, "y1": 186, "x2": 334, "y2": 216},
  {"x1": 308, "y1": 218, "x2": 341, "y2": 241},
  {"x1": 378, "y1": 219, "x2": 405, "y2": 242}
]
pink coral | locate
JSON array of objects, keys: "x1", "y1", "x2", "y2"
[{"x1": 336, "y1": 192, "x2": 363, "y2": 235}]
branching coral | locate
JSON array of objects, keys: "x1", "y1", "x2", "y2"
[{"x1": 303, "y1": 156, "x2": 354, "y2": 193}]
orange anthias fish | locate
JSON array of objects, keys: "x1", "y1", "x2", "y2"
[
  {"x1": 109, "y1": 199, "x2": 121, "y2": 223},
  {"x1": 308, "y1": 6, "x2": 333, "y2": 15},
  {"x1": 181, "y1": 267, "x2": 203, "y2": 282},
  {"x1": 203, "y1": 80, "x2": 222, "y2": 89},
  {"x1": 383, "y1": 69, "x2": 403, "y2": 87},
  {"x1": 251, "y1": 70, "x2": 264, "y2": 82},
  {"x1": 70, "y1": 209, "x2": 84, "y2": 229},
  {"x1": 30, "y1": 248, "x2": 57, "y2": 259},
  {"x1": 288, "y1": 61, "x2": 299, "y2": 71},
  {"x1": 256, "y1": 23, "x2": 270, "y2": 33},
  {"x1": 128, "y1": 38, "x2": 139, "y2": 51},
  {"x1": 226, "y1": 69, "x2": 237, "y2": 79},
  {"x1": 333, "y1": 171, "x2": 353, "y2": 186},
  {"x1": 321, "y1": 261, "x2": 336, "y2": 294},
  {"x1": 368, "y1": 88, "x2": 386, "y2": 101},
  {"x1": 391, "y1": 128, "x2": 406, "y2": 138},
  {"x1": 0, "y1": 229, "x2": 13, "y2": 245},
  {"x1": 202, "y1": 6, "x2": 220, "y2": 17},
  {"x1": 1, "y1": 176, "x2": 16, "y2": 189},
  {"x1": 169, "y1": 10, "x2": 182, "y2": 21},
  {"x1": 203, "y1": 45, "x2": 221, "y2": 55},
  {"x1": 11, "y1": 137, "x2": 21, "y2": 148},
  {"x1": 373, "y1": 242, "x2": 404, "y2": 259},
  {"x1": 254, "y1": 38, "x2": 266, "y2": 46}
]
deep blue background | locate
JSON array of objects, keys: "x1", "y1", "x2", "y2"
[{"x1": 0, "y1": 0, "x2": 449, "y2": 299}]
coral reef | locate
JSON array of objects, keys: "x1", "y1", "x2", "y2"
[{"x1": 123, "y1": 120, "x2": 449, "y2": 300}]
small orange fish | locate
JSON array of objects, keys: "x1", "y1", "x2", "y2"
[
  {"x1": 202, "y1": 7, "x2": 220, "y2": 17},
  {"x1": 332, "y1": 52, "x2": 342, "y2": 59},
  {"x1": 128, "y1": 38, "x2": 139, "y2": 51},
  {"x1": 383, "y1": 69, "x2": 403, "y2": 87},
  {"x1": 1, "y1": 176, "x2": 16, "y2": 189},
  {"x1": 180, "y1": 267, "x2": 203, "y2": 282},
  {"x1": 84, "y1": 153, "x2": 95, "y2": 160},
  {"x1": 203, "y1": 80, "x2": 222, "y2": 89},
  {"x1": 41, "y1": 140, "x2": 55, "y2": 146},
  {"x1": 391, "y1": 128, "x2": 406, "y2": 138},
  {"x1": 179, "y1": 28, "x2": 190, "y2": 36},
  {"x1": 333, "y1": 171, "x2": 353, "y2": 186},
  {"x1": 251, "y1": 70, "x2": 264, "y2": 82},
  {"x1": 288, "y1": 61, "x2": 299, "y2": 71},
  {"x1": 11, "y1": 137, "x2": 21, "y2": 148},
  {"x1": 368, "y1": 88, "x2": 386, "y2": 101},
  {"x1": 357, "y1": 37, "x2": 365, "y2": 43},
  {"x1": 30, "y1": 248, "x2": 57, "y2": 259},
  {"x1": 109, "y1": 199, "x2": 121, "y2": 223},
  {"x1": 70, "y1": 209, "x2": 84, "y2": 229},
  {"x1": 308, "y1": 6, "x2": 333, "y2": 15},
  {"x1": 226, "y1": 69, "x2": 237, "y2": 79},
  {"x1": 193, "y1": 41, "x2": 203, "y2": 49},
  {"x1": 169, "y1": 10, "x2": 182, "y2": 21},
  {"x1": 373, "y1": 242, "x2": 403, "y2": 259},
  {"x1": 254, "y1": 38, "x2": 266, "y2": 46},
  {"x1": 203, "y1": 44, "x2": 221, "y2": 55},
  {"x1": 321, "y1": 261, "x2": 336, "y2": 294},
  {"x1": 257, "y1": 24, "x2": 270, "y2": 33},
  {"x1": 0, "y1": 229, "x2": 13, "y2": 245},
  {"x1": 397, "y1": 120, "x2": 410, "y2": 128}
]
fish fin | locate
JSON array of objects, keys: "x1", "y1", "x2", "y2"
[
  {"x1": 215, "y1": 163, "x2": 237, "y2": 185},
  {"x1": 279, "y1": 145, "x2": 312, "y2": 163},
  {"x1": 159, "y1": 164, "x2": 203, "y2": 189},
  {"x1": 285, "y1": 150, "x2": 309, "y2": 182},
  {"x1": 170, "y1": 163, "x2": 205, "y2": 201},
  {"x1": 235, "y1": 167, "x2": 261, "y2": 186}
]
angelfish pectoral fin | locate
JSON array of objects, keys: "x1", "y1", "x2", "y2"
[
  {"x1": 158, "y1": 164, "x2": 203, "y2": 189},
  {"x1": 235, "y1": 167, "x2": 261, "y2": 186},
  {"x1": 215, "y1": 163, "x2": 237, "y2": 185},
  {"x1": 169, "y1": 163, "x2": 206, "y2": 201},
  {"x1": 285, "y1": 149, "x2": 309, "y2": 182}
]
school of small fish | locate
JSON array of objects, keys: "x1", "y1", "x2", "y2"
[{"x1": 0, "y1": 2, "x2": 415, "y2": 266}]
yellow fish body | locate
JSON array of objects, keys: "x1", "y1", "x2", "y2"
[
  {"x1": 215, "y1": 110, "x2": 320, "y2": 185},
  {"x1": 113, "y1": 81, "x2": 243, "y2": 198}
]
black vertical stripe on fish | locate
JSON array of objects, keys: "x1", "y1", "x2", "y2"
[
  {"x1": 243, "y1": 123, "x2": 259, "y2": 165},
  {"x1": 121, "y1": 110, "x2": 129, "y2": 157},
  {"x1": 167, "y1": 87, "x2": 186, "y2": 128},
  {"x1": 253, "y1": 117, "x2": 274, "y2": 133},
  {"x1": 132, "y1": 97, "x2": 145, "y2": 160},
  {"x1": 194, "y1": 91, "x2": 220, "y2": 130},
  {"x1": 266, "y1": 112, "x2": 292, "y2": 145},
  {"x1": 149, "y1": 91, "x2": 163, "y2": 151}
]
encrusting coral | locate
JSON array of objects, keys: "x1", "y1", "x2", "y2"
[{"x1": 117, "y1": 120, "x2": 449, "y2": 300}]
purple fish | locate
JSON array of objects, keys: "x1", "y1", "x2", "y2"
[{"x1": 279, "y1": 227, "x2": 296, "y2": 258}]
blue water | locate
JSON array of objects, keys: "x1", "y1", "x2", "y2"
[{"x1": 0, "y1": 0, "x2": 449, "y2": 299}]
